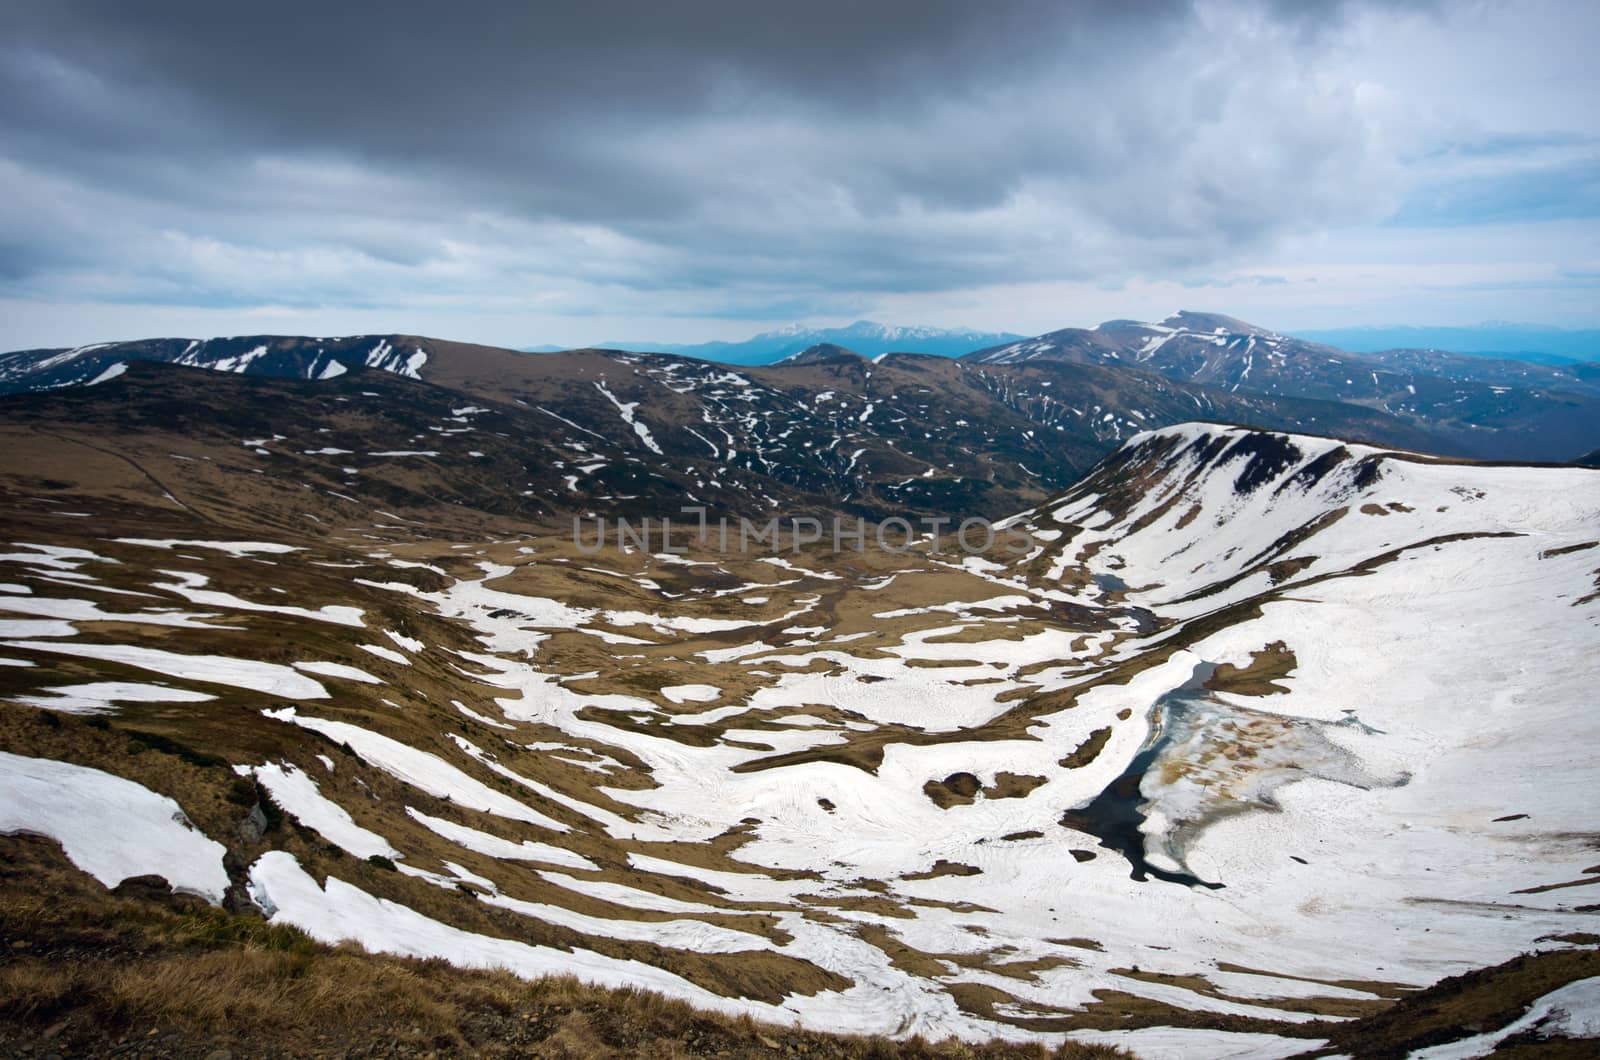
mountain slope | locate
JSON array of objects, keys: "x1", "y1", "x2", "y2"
[
  {"x1": 966, "y1": 311, "x2": 1600, "y2": 462},
  {"x1": 0, "y1": 334, "x2": 432, "y2": 394},
  {"x1": 774, "y1": 342, "x2": 870, "y2": 366},
  {"x1": 1353, "y1": 346, "x2": 1600, "y2": 398},
  {"x1": 2, "y1": 416, "x2": 1597, "y2": 1054},
  {"x1": 0, "y1": 335, "x2": 1457, "y2": 525}
]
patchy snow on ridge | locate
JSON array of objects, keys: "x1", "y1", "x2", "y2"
[
  {"x1": 262, "y1": 708, "x2": 571, "y2": 831},
  {"x1": 0, "y1": 751, "x2": 229, "y2": 903},
  {"x1": 594, "y1": 380, "x2": 663, "y2": 454},
  {"x1": 4, "y1": 641, "x2": 328, "y2": 698},
  {"x1": 245, "y1": 762, "x2": 400, "y2": 860},
  {"x1": 14, "y1": 681, "x2": 216, "y2": 714}
]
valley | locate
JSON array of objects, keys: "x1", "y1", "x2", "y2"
[{"x1": 3, "y1": 348, "x2": 1597, "y2": 1055}]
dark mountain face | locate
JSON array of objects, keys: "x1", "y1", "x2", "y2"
[
  {"x1": 775, "y1": 343, "x2": 869, "y2": 367},
  {"x1": 1359, "y1": 347, "x2": 1600, "y2": 398},
  {"x1": 965, "y1": 311, "x2": 1600, "y2": 462},
  {"x1": 0, "y1": 334, "x2": 1454, "y2": 529},
  {"x1": 0, "y1": 334, "x2": 429, "y2": 394}
]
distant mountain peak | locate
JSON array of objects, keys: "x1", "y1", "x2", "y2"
[
  {"x1": 1152, "y1": 310, "x2": 1278, "y2": 336},
  {"x1": 775, "y1": 342, "x2": 867, "y2": 367},
  {"x1": 577, "y1": 321, "x2": 1026, "y2": 365},
  {"x1": 968, "y1": 310, "x2": 1301, "y2": 367}
]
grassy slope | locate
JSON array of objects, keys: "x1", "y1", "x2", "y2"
[
  {"x1": 2, "y1": 392, "x2": 1597, "y2": 1056},
  {"x1": 0, "y1": 834, "x2": 1124, "y2": 1060},
  {"x1": 5, "y1": 827, "x2": 1595, "y2": 1058}
]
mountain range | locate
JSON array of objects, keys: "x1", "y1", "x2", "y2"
[
  {"x1": 6, "y1": 311, "x2": 1598, "y2": 475},
  {"x1": 961, "y1": 310, "x2": 1600, "y2": 462},
  {"x1": 531, "y1": 317, "x2": 1600, "y2": 371},
  {"x1": 0, "y1": 326, "x2": 1462, "y2": 531},
  {"x1": 1294, "y1": 321, "x2": 1600, "y2": 363},
  {"x1": 528, "y1": 320, "x2": 1027, "y2": 365},
  {"x1": 4, "y1": 310, "x2": 1600, "y2": 1055}
]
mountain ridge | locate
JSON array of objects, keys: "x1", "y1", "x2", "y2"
[
  {"x1": 6, "y1": 311, "x2": 1600, "y2": 472},
  {"x1": 1294, "y1": 322, "x2": 1600, "y2": 363},
  {"x1": 537, "y1": 320, "x2": 1027, "y2": 365},
  {"x1": 962, "y1": 311, "x2": 1600, "y2": 462},
  {"x1": 0, "y1": 345, "x2": 1454, "y2": 534}
]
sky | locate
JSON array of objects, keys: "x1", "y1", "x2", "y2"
[{"x1": 1, "y1": 0, "x2": 1597, "y2": 351}]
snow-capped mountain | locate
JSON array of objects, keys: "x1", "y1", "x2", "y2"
[
  {"x1": 0, "y1": 334, "x2": 433, "y2": 395},
  {"x1": 966, "y1": 310, "x2": 1600, "y2": 462}
]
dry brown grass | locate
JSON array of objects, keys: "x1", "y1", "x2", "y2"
[
  {"x1": 0, "y1": 835, "x2": 1137, "y2": 1060},
  {"x1": 1314, "y1": 945, "x2": 1600, "y2": 1058},
  {"x1": 0, "y1": 952, "x2": 1125, "y2": 1058},
  {"x1": 1205, "y1": 641, "x2": 1297, "y2": 697},
  {"x1": 1058, "y1": 727, "x2": 1112, "y2": 769}
]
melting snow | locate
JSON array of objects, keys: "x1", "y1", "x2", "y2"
[
  {"x1": 247, "y1": 762, "x2": 400, "y2": 860},
  {"x1": 660, "y1": 684, "x2": 720, "y2": 704},
  {"x1": 3, "y1": 641, "x2": 328, "y2": 698},
  {"x1": 0, "y1": 751, "x2": 229, "y2": 903},
  {"x1": 115, "y1": 539, "x2": 301, "y2": 557},
  {"x1": 13, "y1": 681, "x2": 216, "y2": 714},
  {"x1": 262, "y1": 708, "x2": 570, "y2": 829},
  {"x1": 594, "y1": 381, "x2": 663, "y2": 454},
  {"x1": 293, "y1": 660, "x2": 383, "y2": 684}
]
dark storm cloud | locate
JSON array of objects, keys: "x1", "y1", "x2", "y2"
[
  {"x1": 0, "y1": 0, "x2": 1532, "y2": 320},
  {"x1": 1, "y1": 2, "x2": 1163, "y2": 214}
]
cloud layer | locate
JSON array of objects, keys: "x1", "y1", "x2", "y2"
[{"x1": 1, "y1": 0, "x2": 1595, "y2": 346}]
